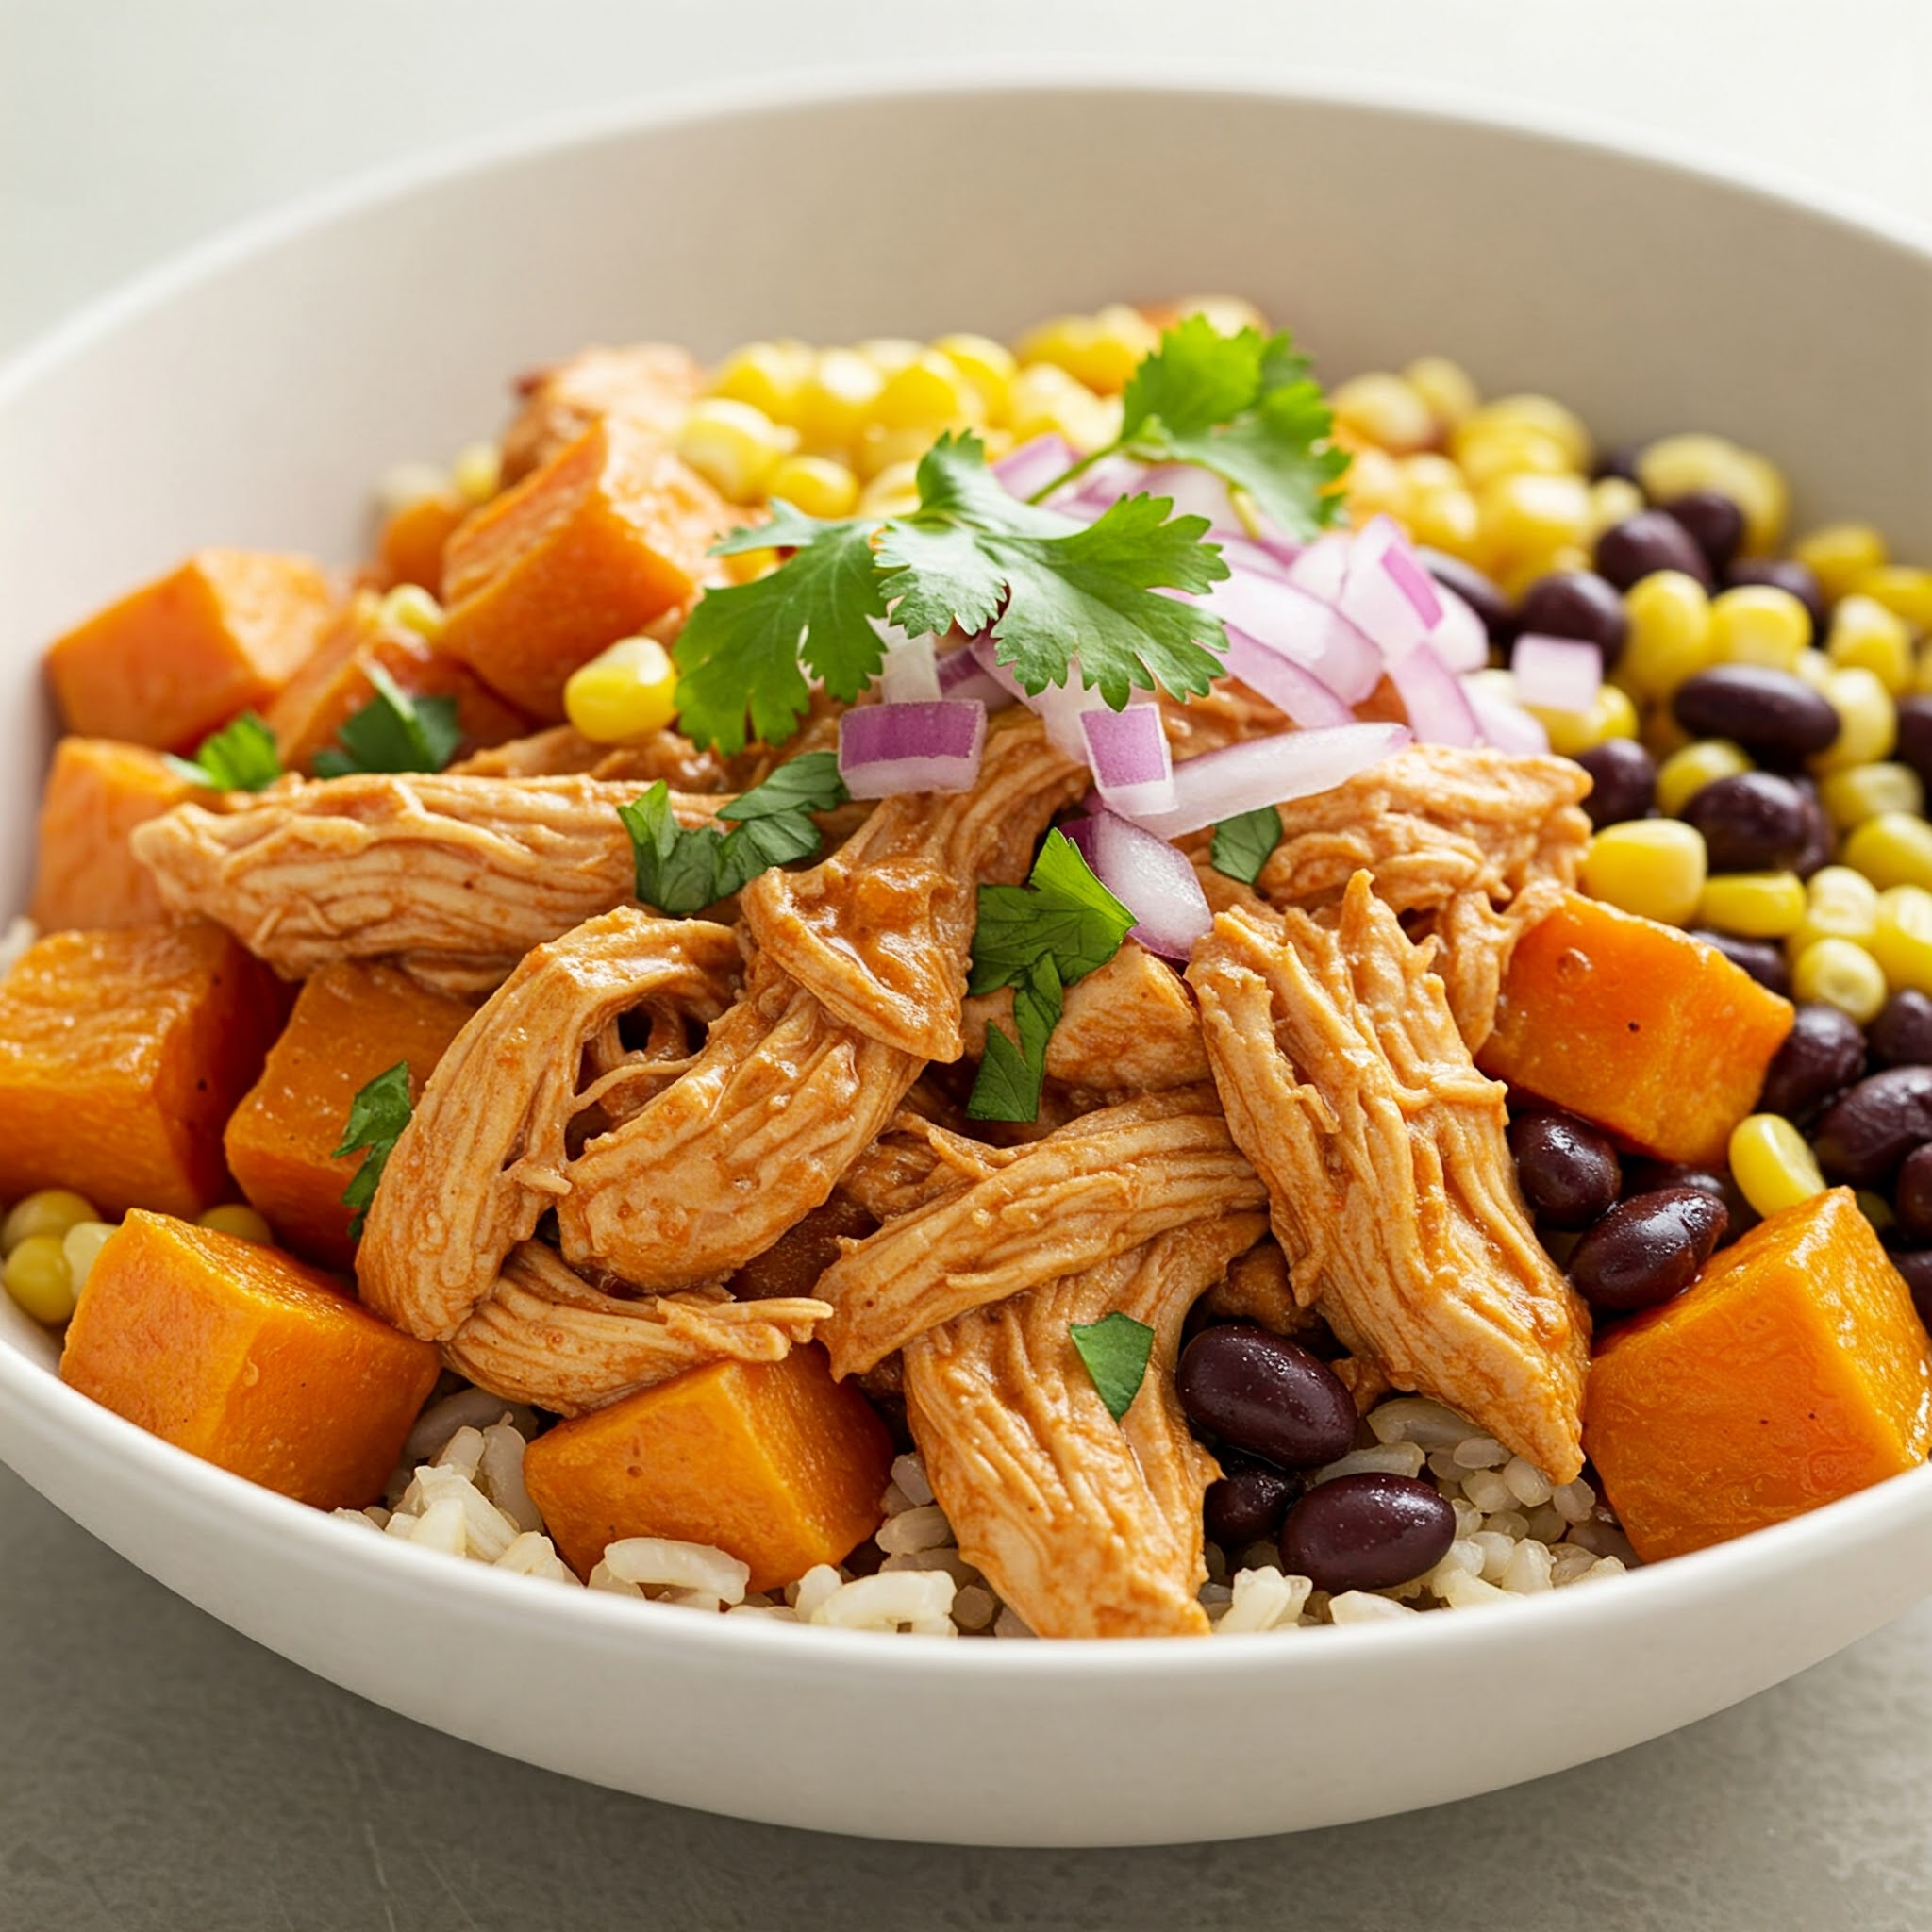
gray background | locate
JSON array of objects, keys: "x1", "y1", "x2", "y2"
[{"x1": 5, "y1": 3, "x2": 1932, "y2": 1924}]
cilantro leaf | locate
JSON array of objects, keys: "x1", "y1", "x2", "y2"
[
  {"x1": 165, "y1": 712, "x2": 283, "y2": 793},
  {"x1": 966, "y1": 954, "x2": 1061, "y2": 1124},
  {"x1": 1210, "y1": 806, "x2": 1284, "y2": 887},
  {"x1": 312, "y1": 663, "x2": 462, "y2": 777},
  {"x1": 1070, "y1": 1311, "x2": 1156, "y2": 1422},
  {"x1": 332, "y1": 1060, "x2": 414, "y2": 1240},
  {"x1": 619, "y1": 784, "x2": 723, "y2": 914},
  {"x1": 718, "y1": 750, "x2": 848, "y2": 822}
]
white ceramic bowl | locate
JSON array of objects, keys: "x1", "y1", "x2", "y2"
[{"x1": 4, "y1": 73, "x2": 1932, "y2": 1850}]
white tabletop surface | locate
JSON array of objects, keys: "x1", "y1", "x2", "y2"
[{"x1": 6, "y1": 2, "x2": 1932, "y2": 1924}]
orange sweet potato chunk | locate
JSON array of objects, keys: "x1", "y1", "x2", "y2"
[
  {"x1": 524, "y1": 1345, "x2": 893, "y2": 1591},
  {"x1": 28, "y1": 738, "x2": 211, "y2": 931},
  {"x1": 225, "y1": 961, "x2": 475, "y2": 1268},
  {"x1": 61, "y1": 1211, "x2": 439, "y2": 1508},
  {"x1": 1480, "y1": 892, "x2": 1793, "y2": 1167},
  {"x1": 263, "y1": 598, "x2": 527, "y2": 775},
  {"x1": 375, "y1": 493, "x2": 468, "y2": 597},
  {"x1": 0, "y1": 924, "x2": 291, "y2": 1218},
  {"x1": 440, "y1": 418, "x2": 735, "y2": 719},
  {"x1": 1587, "y1": 1190, "x2": 1932, "y2": 1560},
  {"x1": 45, "y1": 549, "x2": 334, "y2": 751}
]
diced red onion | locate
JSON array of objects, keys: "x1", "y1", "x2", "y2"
[
  {"x1": 1284, "y1": 531, "x2": 1352, "y2": 602},
  {"x1": 937, "y1": 641, "x2": 1016, "y2": 711},
  {"x1": 971, "y1": 640, "x2": 1109, "y2": 760},
  {"x1": 1512, "y1": 632, "x2": 1604, "y2": 716},
  {"x1": 1138, "y1": 462, "x2": 1241, "y2": 531},
  {"x1": 1210, "y1": 532, "x2": 1301, "y2": 582},
  {"x1": 838, "y1": 701, "x2": 987, "y2": 797},
  {"x1": 1462, "y1": 673, "x2": 1551, "y2": 754},
  {"x1": 1190, "y1": 571, "x2": 1383, "y2": 703},
  {"x1": 1381, "y1": 544, "x2": 1444, "y2": 629},
  {"x1": 1134, "y1": 722, "x2": 1413, "y2": 839},
  {"x1": 1427, "y1": 585, "x2": 1490, "y2": 673},
  {"x1": 874, "y1": 624, "x2": 941, "y2": 705},
  {"x1": 1080, "y1": 704, "x2": 1177, "y2": 818},
  {"x1": 968, "y1": 631, "x2": 1030, "y2": 705},
  {"x1": 1389, "y1": 642, "x2": 1482, "y2": 748},
  {"x1": 993, "y1": 433, "x2": 1079, "y2": 500},
  {"x1": 1045, "y1": 453, "x2": 1149, "y2": 519},
  {"x1": 1336, "y1": 518, "x2": 1435, "y2": 661},
  {"x1": 1219, "y1": 626, "x2": 1355, "y2": 728},
  {"x1": 1067, "y1": 809, "x2": 1213, "y2": 961}
]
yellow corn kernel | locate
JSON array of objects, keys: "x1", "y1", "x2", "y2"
[
  {"x1": 858, "y1": 460, "x2": 923, "y2": 518},
  {"x1": 707, "y1": 340, "x2": 815, "y2": 424},
  {"x1": 1401, "y1": 453, "x2": 1463, "y2": 493},
  {"x1": 1582, "y1": 819, "x2": 1707, "y2": 925},
  {"x1": 1873, "y1": 884, "x2": 1932, "y2": 994},
  {"x1": 4, "y1": 1235, "x2": 75, "y2": 1327},
  {"x1": 857, "y1": 337, "x2": 923, "y2": 375},
  {"x1": 1811, "y1": 667, "x2": 1897, "y2": 773},
  {"x1": 1467, "y1": 395, "x2": 1591, "y2": 470},
  {"x1": 1405, "y1": 481, "x2": 1481, "y2": 556},
  {"x1": 1015, "y1": 306, "x2": 1158, "y2": 396},
  {"x1": 1790, "y1": 864, "x2": 1880, "y2": 955},
  {"x1": 1174, "y1": 294, "x2": 1268, "y2": 336},
  {"x1": 196, "y1": 1203, "x2": 274, "y2": 1243},
  {"x1": 1343, "y1": 447, "x2": 1413, "y2": 525},
  {"x1": 933, "y1": 333, "x2": 1016, "y2": 425},
  {"x1": 1330, "y1": 372, "x2": 1437, "y2": 456},
  {"x1": 450, "y1": 441, "x2": 502, "y2": 506},
  {"x1": 1478, "y1": 473, "x2": 1593, "y2": 567},
  {"x1": 1403, "y1": 356, "x2": 1479, "y2": 434},
  {"x1": 1855, "y1": 565, "x2": 1932, "y2": 635},
  {"x1": 1007, "y1": 361, "x2": 1116, "y2": 450},
  {"x1": 722, "y1": 547, "x2": 780, "y2": 584},
  {"x1": 1618, "y1": 571, "x2": 1716, "y2": 701},
  {"x1": 1449, "y1": 421, "x2": 1574, "y2": 488},
  {"x1": 1819, "y1": 762, "x2": 1925, "y2": 832},
  {"x1": 1527, "y1": 681, "x2": 1639, "y2": 758},
  {"x1": 1728, "y1": 1115, "x2": 1828, "y2": 1219},
  {"x1": 1642, "y1": 707, "x2": 1695, "y2": 758},
  {"x1": 1695, "y1": 871, "x2": 1807, "y2": 940},
  {"x1": 1828, "y1": 594, "x2": 1915, "y2": 695},
  {"x1": 1843, "y1": 810, "x2": 1932, "y2": 891},
  {"x1": 1790, "y1": 936, "x2": 1889, "y2": 1023},
  {"x1": 675, "y1": 397, "x2": 797, "y2": 502},
  {"x1": 855, "y1": 423, "x2": 941, "y2": 482},
  {"x1": 60, "y1": 1220, "x2": 117, "y2": 1296},
  {"x1": 795, "y1": 349, "x2": 885, "y2": 452},
  {"x1": 765, "y1": 453, "x2": 859, "y2": 520},
  {"x1": 871, "y1": 349, "x2": 984, "y2": 435},
  {"x1": 1791, "y1": 649, "x2": 1835, "y2": 692},
  {"x1": 1795, "y1": 522, "x2": 1890, "y2": 604},
  {"x1": 1636, "y1": 434, "x2": 1788, "y2": 554},
  {"x1": 1709, "y1": 585, "x2": 1810, "y2": 672},
  {"x1": 375, "y1": 460, "x2": 454, "y2": 520},
  {"x1": 376, "y1": 584, "x2": 446, "y2": 643},
  {"x1": 1588, "y1": 476, "x2": 1646, "y2": 541},
  {"x1": 1497, "y1": 545, "x2": 1591, "y2": 605},
  {"x1": 1727, "y1": 451, "x2": 1791, "y2": 558},
  {"x1": 1, "y1": 1189, "x2": 99, "y2": 1255},
  {"x1": 562, "y1": 636, "x2": 678, "y2": 745},
  {"x1": 1654, "y1": 739, "x2": 1751, "y2": 818}
]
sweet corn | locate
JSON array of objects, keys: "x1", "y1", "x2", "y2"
[
  {"x1": 1588, "y1": 476, "x2": 1646, "y2": 541},
  {"x1": 1795, "y1": 522, "x2": 1889, "y2": 604},
  {"x1": 375, "y1": 460, "x2": 453, "y2": 519},
  {"x1": 858, "y1": 460, "x2": 923, "y2": 518},
  {"x1": 197, "y1": 1203, "x2": 274, "y2": 1243},
  {"x1": 60, "y1": 1220, "x2": 116, "y2": 1295},
  {"x1": 871, "y1": 349, "x2": 984, "y2": 436},
  {"x1": 1844, "y1": 811, "x2": 1932, "y2": 892},
  {"x1": 450, "y1": 441, "x2": 502, "y2": 506},
  {"x1": 1401, "y1": 453, "x2": 1463, "y2": 492},
  {"x1": 1173, "y1": 294, "x2": 1268, "y2": 336},
  {"x1": 1403, "y1": 356, "x2": 1479, "y2": 433},
  {"x1": 1466, "y1": 395, "x2": 1591, "y2": 470},
  {"x1": 1728, "y1": 1115, "x2": 1827, "y2": 1219},
  {"x1": 1791, "y1": 648, "x2": 1835, "y2": 692},
  {"x1": 1582, "y1": 820, "x2": 1707, "y2": 925},
  {"x1": 1, "y1": 1189, "x2": 98, "y2": 1255},
  {"x1": 377, "y1": 583, "x2": 445, "y2": 641},
  {"x1": 1642, "y1": 707, "x2": 1694, "y2": 758},
  {"x1": 1015, "y1": 305, "x2": 1158, "y2": 396},
  {"x1": 1343, "y1": 447, "x2": 1413, "y2": 525},
  {"x1": 1709, "y1": 585, "x2": 1810, "y2": 671},
  {"x1": 1449, "y1": 420, "x2": 1574, "y2": 488},
  {"x1": 1497, "y1": 545, "x2": 1591, "y2": 605},
  {"x1": 1872, "y1": 885, "x2": 1932, "y2": 994},
  {"x1": 1007, "y1": 361, "x2": 1116, "y2": 450},
  {"x1": 1619, "y1": 571, "x2": 1716, "y2": 700},
  {"x1": 857, "y1": 337, "x2": 923, "y2": 375},
  {"x1": 1695, "y1": 871, "x2": 1807, "y2": 940},
  {"x1": 1330, "y1": 373, "x2": 1437, "y2": 456},
  {"x1": 1404, "y1": 481, "x2": 1481, "y2": 555},
  {"x1": 722, "y1": 546, "x2": 780, "y2": 585},
  {"x1": 1528, "y1": 681, "x2": 1638, "y2": 758},
  {"x1": 675, "y1": 397, "x2": 797, "y2": 502},
  {"x1": 1828, "y1": 594, "x2": 1915, "y2": 694},
  {"x1": 1790, "y1": 865, "x2": 1880, "y2": 954},
  {"x1": 1636, "y1": 433, "x2": 1788, "y2": 554},
  {"x1": 1811, "y1": 667, "x2": 1897, "y2": 773},
  {"x1": 5, "y1": 1235, "x2": 75, "y2": 1327},
  {"x1": 1478, "y1": 473, "x2": 1592, "y2": 567},
  {"x1": 933, "y1": 333, "x2": 1016, "y2": 424},
  {"x1": 765, "y1": 453, "x2": 859, "y2": 520},
  {"x1": 707, "y1": 340, "x2": 815, "y2": 424},
  {"x1": 1855, "y1": 565, "x2": 1932, "y2": 635},
  {"x1": 795, "y1": 349, "x2": 885, "y2": 451},
  {"x1": 1819, "y1": 762, "x2": 1924, "y2": 832},
  {"x1": 1655, "y1": 739, "x2": 1751, "y2": 817},
  {"x1": 855, "y1": 423, "x2": 941, "y2": 482},
  {"x1": 562, "y1": 636, "x2": 678, "y2": 745},
  {"x1": 1790, "y1": 937, "x2": 1889, "y2": 1023}
]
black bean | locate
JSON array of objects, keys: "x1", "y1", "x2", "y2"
[
  {"x1": 1591, "y1": 443, "x2": 1645, "y2": 488},
  {"x1": 1679, "y1": 771, "x2": 1811, "y2": 873},
  {"x1": 1619, "y1": 1159, "x2": 1754, "y2": 1243},
  {"x1": 1204, "y1": 1453, "x2": 1301, "y2": 1548},
  {"x1": 1757, "y1": 1002, "x2": 1868, "y2": 1124},
  {"x1": 1672, "y1": 665, "x2": 1841, "y2": 764},
  {"x1": 1871, "y1": 990, "x2": 1932, "y2": 1069},
  {"x1": 1508, "y1": 1111, "x2": 1622, "y2": 1228},
  {"x1": 1174, "y1": 1324, "x2": 1358, "y2": 1472},
  {"x1": 1568, "y1": 1187, "x2": 1728, "y2": 1313},
  {"x1": 1515, "y1": 569, "x2": 1630, "y2": 668},
  {"x1": 1726, "y1": 558, "x2": 1827, "y2": 644},
  {"x1": 1689, "y1": 928, "x2": 1792, "y2": 997},
  {"x1": 1887, "y1": 1244, "x2": 1932, "y2": 1332},
  {"x1": 1893, "y1": 1146, "x2": 1932, "y2": 1245},
  {"x1": 1791, "y1": 785, "x2": 1836, "y2": 879},
  {"x1": 1661, "y1": 490, "x2": 1745, "y2": 575},
  {"x1": 1595, "y1": 509, "x2": 1715, "y2": 592},
  {"x1": 1278, "y1": 1474, "x2": 1457, "y2": 1595},
  {"x1": 1813, "y1": 1067, "x2": 1932, "y2": 1186},
  {"x1": 1894, "y1": 695, "x2": 1932, "y2": 790},
  {"x1": 1417, "y1": 548, "x2": 1512, "y2": 646},
  {"x1": 1574, "y1": 739, "x2": 1657, "y2": 829}
]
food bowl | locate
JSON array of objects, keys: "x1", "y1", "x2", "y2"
[{"x1": 4, "y1": 71, "x2": 1932, "y2": 1848}]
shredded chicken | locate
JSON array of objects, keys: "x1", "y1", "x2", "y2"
[
  {"x1": 500, "y1": 341, "x2": 707, "y2": 482},
  {"x1": 450, "y1": 723, "x2": 728, "y2": 791},
  {"x1": 1189, "y1": 876, "x2": 1591, "y2": 1480},
  {"x1": 906, "y1": 1210, "x2": 1270, "y2": 1638},
  {"x1": 834, "y1": 1113, "x2": 1025, "y2": 1223},
  {"x1": 817, "y1": 1087, "x2": 1268, "y2": 1377}
]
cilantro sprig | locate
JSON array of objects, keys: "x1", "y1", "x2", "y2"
[
  {"x1": 1070, "y1": 1312, "x2": 1156, "y2": 1422},
  {"x1": 166, "y1": 712, "x2": 284, "y2": 793},
  {"x1": 618, "y1": 750, "x2": 849, "y2": 917},
  {"x1": 334, "y1": 1061, "x2": 414, "y2": 1240},
  {"x1": 313, "y1": 663, "x2": 463, "y2": 777},
  {"x1": 1209, "y1": 806, "x2": 1285, "y2": 887},
  {"x1": 966, "y1": 830, "x2": 1137, "y2": 1123}
]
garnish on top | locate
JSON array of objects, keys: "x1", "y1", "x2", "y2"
[
  {"x1": 313, "y1": 664, "x2": 463, "y2": 777},
  {"x1": 334, "y1": 1059, "x2": 414, "y2": 1240},
  {"x1": 166, "y1": 712, "x2": 284, "y2": 793}
]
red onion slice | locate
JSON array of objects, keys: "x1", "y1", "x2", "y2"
[
  {"x1": 970, "y1": 639, "x2": 1109, "y2": 760},
  {"x1": 1219, "y1": 627, "x2": 1356, "y2": 728},
  {"x1": 1382, "y1": 544, "x2": 1445, "y2": 629},
  {"x1": 1137, "y1": 462, "x2": 1241, "y2": 531},
  {"x1": 1065, "y1": 809, "x2": 1213, "y2": 961},
  {"x1": 1285, "y1": 531, "x2": 1352, "y2": 602},
  {"x1": 938, "y1": 641, "x2": 1016, "y2": 711},
  {"x1": 1080, "y1": 704, "x2": 1177, "y2": 818},
  {"x1": 1191, "y1": 571, "x2": 1382, "y2": 703},
  {"x1": 1210, "y1": 532, "x2": 1301, "y2": 582},
  {"x1": 1336, "y1": 517, "x2": 1434, "y2": 661},
  {"x1": 1428, "y1": 585, "x2": 1491, "y2": 673},
  {"x1": 838, "y1": 701, "x2": 987, "y2": 797},
  {"x1": 874, "y1": 623, "x2": 941, "y2": 704},
  {"x1": 1389, "y1": 641, "x2": 1482, "y2": 748},
  {"x1": 1462, "y1": 672, "x2": 1552, "y2": 754},
  {"x1": 1512, "y1": 632, "x2": 1604, "y2": 716},
  {"x1": 1134, "y1": 722, "x2": 1412, "y2": 839},
  {"x1": 993, "y1": 433, "x2": 1079, "y2": 500}
]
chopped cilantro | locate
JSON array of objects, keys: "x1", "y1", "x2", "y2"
[
  {"x1": 1209, "y1": 806, "x2": 1285, "y2": 887},
  {"x1": 333, "y1": 1060, "x2": 414, "y2": 1240},
  {"x1": 1070, "y1": 1312, "x2": 1156, "y2": 1421},
  {"x1": 312, "y1": 663, "x2": 463, "y2": 777},
  {"x1": 165, "y1": 712, "x2": 283, "y2": 793}
]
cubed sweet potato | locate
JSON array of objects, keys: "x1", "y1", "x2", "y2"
[
  {"x1": 523, "y1": 1344, "x2": 893, "y2": 1591},
  {"x1": 1480, "y1": 892, "x2": 1794, "y2": 1167},
  {"x1": 60, "y1": 1211, "x2": 439, "y2": 1508},
  {"x1": 28, "y1": 738, "x2": 211, "y2": 931},
  {"x1": 375, "y1": 493, "x2": 468, "y2": 598},
  {"x1": 225, "y1": 961, "x2": 475, "y2": 1267},
  {"x1": 0, "y1": 924, "x2": 291, "y2": 1217},
  {"x1": 440, "y1": 419, "x2": 735, "y2": 719},
  {"x1": 500, "y1": 341, "x2": 706, "y2": 483},
  {"x1": 45, "y1": 549, "x2": 334, "y2": 751},
  {"x1": 262, "y1": 597, "x2": 527, "y2": 775},
  {"x1": 1586, "y1": 1189, "x2": 1932, "y2": 1560}
]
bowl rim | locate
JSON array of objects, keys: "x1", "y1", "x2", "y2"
[{"x1": 4, "y1": 60, "x2": 1932, "y2": 1679}]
